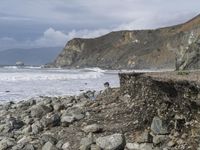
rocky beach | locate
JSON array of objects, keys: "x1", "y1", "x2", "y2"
[
  {"x1": 1, "y1": 1, "x2": 200, "y2": 150},
  {"x1": 0, "y1": 71, "x2": 199, "y2": 150}
]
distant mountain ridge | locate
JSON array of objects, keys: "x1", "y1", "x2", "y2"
[
  {"x1": 0, "y1": 47, "x2": 62, "y2": 66},
  {"x1": 52, "y1": 14, "x2": 200, "y2": 70}
]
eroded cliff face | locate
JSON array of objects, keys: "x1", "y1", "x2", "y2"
[
  {"x1": 176, "y1": 35, "x2": 200, "y2": 70},
  {"x1": 52, "y1": 14, "x2": 200, "y2": 70},
  {"x1": 54, "y1": 39, "x2": 86, "y2": 67}
]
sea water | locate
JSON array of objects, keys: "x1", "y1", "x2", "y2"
[{"x1": 0, "y1": 67, "x2": 120, "y2": 103}]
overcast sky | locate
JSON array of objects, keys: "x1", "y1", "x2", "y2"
[{"x1": 0, "y1": 0, "x2": 199, "y2": 50}]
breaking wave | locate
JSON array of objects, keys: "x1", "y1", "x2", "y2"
[{"x1": 0, "y1": 71, "x2": 103, "y2": 81}]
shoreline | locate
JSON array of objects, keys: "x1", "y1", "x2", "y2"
[{"x1": 0, "y1": 71, "x2": 199, "y2": 149}]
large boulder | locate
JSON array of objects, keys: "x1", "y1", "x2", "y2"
[
  {"x1": 96, "y1": 134, "x2": 126, "y2": 150},
  {"x1": 41, "y1": 113, "x2": 60, "y2": 128},
  {"x1": 31, "y1": 121, "x2": 44, "y2": 134},
  {"x1": 126, "y1": 143, "x2": 154, "y2": 150},
  {"x1": 40, "y1": 134, "x2": 58, "y2": 145},
  {"x1": 42, "y1": 142, "x2": 58, "y2": 150},
  {"x1": 82, "y1": 124, "x2": 103, "y2": 133},
  {"x1": 80, "y1": 133, "x2": 94, "y2": 150},
  {"x1": 61, "y1": 115, "x2": 75, "y2": 127},
  {"x1": 0, "y1": 138, "x2": 16, "y2": 150},
  {"x1": 5, "y1": 116, "x2": 24, "y2": 131},
  {"x1": 151, "y1": 117, "x2": 169, "y2": 135},
  {"x1": 30, "y1": 105, "x2": 52, "y2": 118}
]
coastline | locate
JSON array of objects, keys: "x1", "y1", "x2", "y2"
[
  {"x1": 0, "y1": 67, "x2": 120, "y2": 103},
  {"x1": 0, "y1": 71, "x2": 199, "y2": 150}
]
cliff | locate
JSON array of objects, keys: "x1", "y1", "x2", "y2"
[
  {"x1": 176, "y1": 35, "x2": 200, "y2": 70},
  {"x1": 52, "y1": 14, "x2": 200, "y2": 70}
]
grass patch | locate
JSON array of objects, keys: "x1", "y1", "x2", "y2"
[{"x1": 177, "y1": 70, "x2": 190, "y2": 75}]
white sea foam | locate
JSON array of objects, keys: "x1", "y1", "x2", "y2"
[
  {"x1": 82, "y1": 67, "x2": 106, "y2": 73},
  {"x1": 0, "y1": 67, "x2": 119, "y2": 102},
  {"x1": 0, "y1": 72, "x2": 103, "y2": 81},
  {"x1": 24, "y1": 66, "x2": 42, "y2": 69},
  {"x1": 3, "y1": 66, "x2": 18, "y2": 69}
]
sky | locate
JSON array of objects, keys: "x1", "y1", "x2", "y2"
[{"x1": 0, "y1": 0, "x2": 199, "y2": 51}]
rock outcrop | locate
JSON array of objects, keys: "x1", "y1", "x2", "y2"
[
  {"x1": 176, "y1": 35, "x2": 200, "y2": 70},
  {"x1": 52, "y1": 14, "x2": 200, "y2": 70}
]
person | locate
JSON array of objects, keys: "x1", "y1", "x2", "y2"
[
  {"x1": 103, "y1": 82, "x2": 111, "y2": 94},
  {"x1": 104, "y1": 82, "x2": 110, "y2": 89}
]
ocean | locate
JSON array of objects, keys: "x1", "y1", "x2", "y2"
[{"x1": 0, "y1": 67, "x2": 120, "y2": 103}]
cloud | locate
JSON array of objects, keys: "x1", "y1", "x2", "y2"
[
  {"x1": 0, "y1": 0, "x2": 199, "y2": 28},
  {"x1": 0, "y1": 28, "x2": 68, "y2": 50},
  {"x1": 0, "y1": 0, "x2": 200, "y2": 50},
  {"x1": 0, "y1": 28, "x2": 110, "y2": 50},
  {"x1": 34, "y1": 28, "x2": 113, "y2": 47},
  {"x1": 0, "y1": 10, "x2": 198, "y2": 51},
  {"x1": 115, "y1": 11, "x2": 197, "y2": 30},
  {"x1": 35, "y1": 28, "x2": 68, "y2": 47},
  {"x1": 34, "y1": 28, "x2": 110, "y2": 47}
]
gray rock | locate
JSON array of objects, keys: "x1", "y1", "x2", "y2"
[
  {"x1": 22, "y1": 125, "x2": 32, "y2": 134},
  {"x1": 42, "y1": 142, "x2": 58, "y2": 150},
  {"x1": 151, "y1": 117, "x2": 169, "y2": 135},
  {"x1": 0, "y1": 138, "x2": 16, "y2": 150},
  {"x1": 126, "y1": 143, "x2": 154, "y2": 150},
  {"x1": 41, "y1": 134, "x2": 57, "y2": 145},
  {"x1": 126, "y1": 143, "x2": 140, "y2": 150},
  {"x1": 96, "y1": 134, "x2": 126, "y2": 150},
  {"x1": 80, "y1": 145, "x2": 90, "y2": 150},
  {"x1": 31, "y1": 121, "x2": 43, "y2": 134},
  {"x1": 53, "y1": 103, "x2": 64, "y2": 111},
  {"x1": 153, "y1": 135, "x2": 167, "y2": 145},
  {"x1": 71, "y1": 110, "x2": 85, "y2": 120},
  {"x1": 56, "y1": 140, "x2": 65, "y2": 149},
  {"x1": 3, "y1": 102, "x2": 14, "y2": 110},
  {"x1": 12, "y1": 143, "x2": 35, "y2": 150},
  {"x1": 167, "y1": 141, "x2": 175, "y2": 147},
  {"x1": 0, "y1": 124, "x2": 5, "y2": 132},
  {"x1": 197, "y1": 146, "x2": 200, "y2": 150},
  {"x1": 62, "y1": 142, "x2": 70, "y2": 150},
  {"x1": 41, "y1": 113, "x2": 60, "y2": 128},
  {"x1": 13, "y1": 99, "x2": 36, "y2": 109},
  {"x1": 6, "y1": 117, "x2": 24, "y2": 130},
  {"x1": 29, "y1": 99, "x2": 37, "y2": 106},
  {"x1": 17, "y1": 136, "x2": 32, "y2": 144},
  {"x1": 139, "y1": 143, "x2": 154, "y2": 150},
  {"x1": 23, "y1": 116, "x2": 34, "y2": 125},
  {"x1": 80, "y1": 133, "x2": 94, "y2": 149},
  {"x1": 61, "y1": 115, "x2": 75, "y2": 126},
  {"x1": 30, "y1": 105, "x2": 52, "y2": 118},
  {"x1": 38, "y1": 98, "x2": 52, "y2": 105},
  {"x1": 11, "y1": 144, "x2": 24, "y2": 150},
  {"x1": 65, "y1": 107, "x2": 85, "y2": 121},
  {"x1": 82, "y1": 124, "x2": 103, "y2": 133},
  {"x1": 137, "y1": 130, "x2": 153, "y2": 143},
  {"x1": 23, "y1": 144, "x2": 35, "y2": 150},
  {"x1": 90, "y1": 144, "x2": 101, "y2": 150}
]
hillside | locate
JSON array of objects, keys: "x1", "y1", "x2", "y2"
[
  {"x1": 52, "y1": 14, "x2": 200, "y2": 70},
  {"x1": 0, "y1": 47, "x2": 62, "y2": 66}
]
